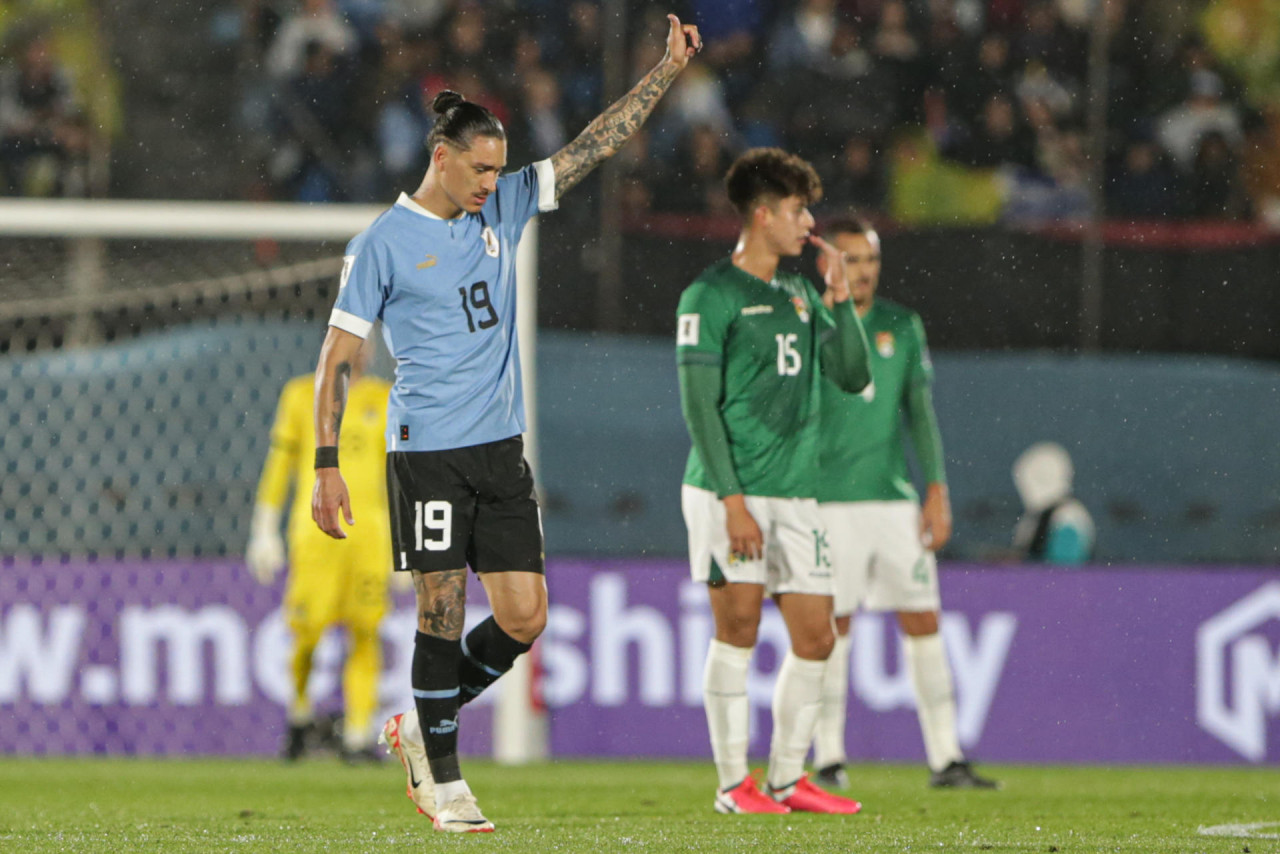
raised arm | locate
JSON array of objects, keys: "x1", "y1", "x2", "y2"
[
  {"x1": 311, "y1": 326, "x2": 365, "y2": 538},
  {"x1": 549, "y1": 13, "x2": 701, "y2": 199},
  {"x1": 810, "y1": 235, "x2": 872, "y2": 393}
]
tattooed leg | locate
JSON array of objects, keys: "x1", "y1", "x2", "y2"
[
  {"x1": 410, "y1": 569, "x2": 468, "y2": 783},
  {"x1": 413, "y1": 569, "x2": 467, "y2": 639}
]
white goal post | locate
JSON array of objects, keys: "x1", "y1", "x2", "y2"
[{"x1": 0, "y1": 198, "x2": 548, "y2": 763}]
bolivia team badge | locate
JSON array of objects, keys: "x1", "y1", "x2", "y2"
[
  {"x1": 876, "y1": 331, "x2": 895, "y2": 358},
  {"x1": 791, "y1": 295, "x2": 810, "y2": 323}
]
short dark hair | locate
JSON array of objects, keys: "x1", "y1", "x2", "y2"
[
  {"x1": 426, "y1": 90, "x2": 506, "y2": 152},
  {"x1": 824, "y1": 217, "x2": 876, "y2": 239},
  {"x1": 724, "y1": 148, "x2": 823, "y2": 218}
]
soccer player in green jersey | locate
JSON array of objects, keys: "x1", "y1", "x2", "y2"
[
  {"x1": 676, "y1": 149, "x2": 872, "y2": 815},
  {"x1": 810, "y1": 219, "x2": 998, "y2": 790}
]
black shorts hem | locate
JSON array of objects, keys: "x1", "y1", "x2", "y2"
[{"x1": 387, "y1": 438, "x2": 544, "y2": 576}]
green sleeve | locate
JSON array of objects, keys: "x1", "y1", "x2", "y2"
[
  {"x1": 819, "y1": 299, "x2": 872, "y2": 393},
  {"x1": 905, "y1": 382, "x2": 946, "y2": 485},
  {"x1": 904, "y1": 314, "x2": 946, "y2": 485},
  {"x1": 677, "y1": 361, "x2": 743, "y2": 498}
]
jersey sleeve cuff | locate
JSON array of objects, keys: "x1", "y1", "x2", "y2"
[
  {"x1": 676, "y1": 349, "x2": 722, "y2": 367},
  {"x1": 533, "y1": 159, "x2": 558, "y2": 212},
  {"x1": 329, "y1": 308, "x2": 373, "y2": 339}
]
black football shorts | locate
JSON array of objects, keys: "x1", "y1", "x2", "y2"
[{"x1": 386, "y1": 436, "x2": 544, "y2": 574}]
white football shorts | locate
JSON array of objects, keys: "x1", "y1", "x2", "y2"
[
  {"x1": 818, "y1": 500, "x2": 941, "y2": 615},
  {"x1": 682, "y1": 485, "x2": 832, "y2": 597}
]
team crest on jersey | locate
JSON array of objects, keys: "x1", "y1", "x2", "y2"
[
  {"x1": 791, "y1": 295, "x2": 810, "y2": 323},
  {"x1": 876, "y1": 331, "x2": 895, "y2": 358},
  {"x1": 481, "y1": 226, "x2": 500, "y2": 258}
]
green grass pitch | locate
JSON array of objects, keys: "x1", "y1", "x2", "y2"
[{"x1": 1, "y1": 757, "x2": 1277, "y2": 852}]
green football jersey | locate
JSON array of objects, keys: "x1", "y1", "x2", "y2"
[
  {"x1": 817, "y1": 297, "x2": 940, "y2": 503},
  {"x1": 677, "y1": 257, "x2": 833, "y2": 498}
]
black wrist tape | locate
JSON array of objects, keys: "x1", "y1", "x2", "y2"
[{"x1": 314, "y1": 446, "x2": 339, "y2": 469}]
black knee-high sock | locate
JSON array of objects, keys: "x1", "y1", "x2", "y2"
[
  {"x1": 458, "y1": 616, "x2": 533, "y2": 706},
  {"x1": 412, "y1": 631, "x2": 463, "y2": 784}
]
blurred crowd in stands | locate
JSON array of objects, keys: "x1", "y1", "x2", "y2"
[
  {"x1": 4, "y1": 0, "x2": 1280, "y2": 226},
  {"x1": 0, "y1": 30, "x2": 92, "y2": 196}
]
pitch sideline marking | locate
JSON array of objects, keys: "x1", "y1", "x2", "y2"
[{"x1": 1197, "y1": 822, "x2": 1280, "y2": 839}]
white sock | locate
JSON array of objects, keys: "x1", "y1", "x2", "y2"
[
  {"x1": 434, "y1": 778, "x2": 472, "y2": 811},
  {"x1": 812, "y1": 632, "x2": 852, "y2": 770},
  {"x1": 703, "y1": 638, "x2": 753, "y2": 791},
  {"x1": 767, "y1": 651, "x2": 826, "y2": 793},
  {"x1": 904, "y1": 633, "x2": 963, "y2": 772},
  {"x1": 400, "y1": 706, "x2": 424, "y2": 746}
]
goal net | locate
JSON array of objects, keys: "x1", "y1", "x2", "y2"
[{"x1": 0, "y1": 198, "x2": 546, "y2": 763}]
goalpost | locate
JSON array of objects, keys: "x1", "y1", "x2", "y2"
[{"x1": 0, "y1": 198, "x2": 548, "y2": 763}]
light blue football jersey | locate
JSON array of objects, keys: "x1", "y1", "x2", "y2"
[{"x1": 329, "y1": 159, "x2": 557, "y2": 452}]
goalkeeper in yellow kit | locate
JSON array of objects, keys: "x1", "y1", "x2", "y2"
[{"x1": 246, "y1": 344, "x2": 394, "y2": 761}]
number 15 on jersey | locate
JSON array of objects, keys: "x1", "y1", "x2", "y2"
[{"x1": 776, "y1": 333, "x2": 801, "y2": 376}]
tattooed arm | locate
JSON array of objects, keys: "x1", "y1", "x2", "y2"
[
  {"x1": 311, "y1": 326, "x2": 364, "y2": 538},
  {"x1": 550, "y1": 13, "x2": 702, "y2": 199}
]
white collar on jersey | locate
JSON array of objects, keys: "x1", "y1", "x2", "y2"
[{"x1": 395, "y1": 192, "x2": 466, "y2": 221}]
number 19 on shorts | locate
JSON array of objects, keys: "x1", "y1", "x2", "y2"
[{"x1": 414, "y1": 500, "x2": 452, "y2": 551}]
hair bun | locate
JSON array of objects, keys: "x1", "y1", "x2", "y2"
[{"x1": 431, "y1": 90, "x2": 465, "y2": 115}]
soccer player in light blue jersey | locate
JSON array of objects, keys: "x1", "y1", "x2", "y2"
[{"x1": 309, "y1": 14, "x2": 702, "y2": 833}]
